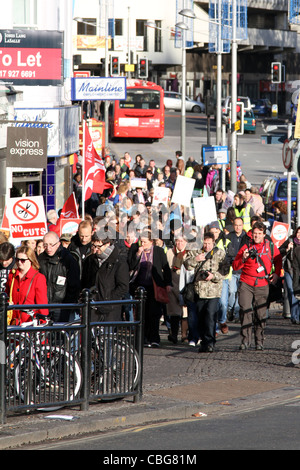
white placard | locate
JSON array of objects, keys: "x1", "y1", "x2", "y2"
[
  {"x1": 223, "y1": 190, "x2": 235, "y2": 209},
  {"x1": 152, "y1": 187, "x2": 170, "y2": 206},
  {"x1": 6, "y1": 196, "x2": 47, "y2": 240},
  {"x1": 193, "y1": 196, "x2": 218, "y2": 227},
  {"x1": 130, "y1": 178, "x2": 146, "y2": 189},
  {"x1": 171, "y1": 175, "x2": 196, "y2": 207}
]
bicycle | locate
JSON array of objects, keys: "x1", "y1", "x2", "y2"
[
  {"x1": 7, "y1": 312, "x2": 82, "y2": 410},
  {"x1": 62, "y1": 318, "x2": 141, "y2": 398},
  {"x1": 89, "y1": 324, "x2": 141, "y2": 397}
]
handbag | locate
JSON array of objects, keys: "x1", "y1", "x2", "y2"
[
  {"x1": 153, "y1": 278, "x2": 170, "y2": 304},
  {"x1": 7, "y1": 274, "x2": 15, "y2": 325},
  {"x1": 181, "y1": 282, "x2": 195, "y2": 304},
  {"x1": 180, "y1": 258, "x2": 207, "y2": 304}
]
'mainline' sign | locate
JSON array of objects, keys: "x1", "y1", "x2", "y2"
[{"x1": 71, "y1": 77, "x2": 127, "y2": 101}]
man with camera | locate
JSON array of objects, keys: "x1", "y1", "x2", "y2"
[
  {"x1": 232, "y1": 221, "x2": 282, "y2": 350},
  {"x1": 184, "y1": 232, "x2": 227, "y2": 353}
]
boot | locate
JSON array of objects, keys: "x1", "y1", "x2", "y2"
[{"x1": 181, "y1": 318, "x2": 189, "y2": 343}]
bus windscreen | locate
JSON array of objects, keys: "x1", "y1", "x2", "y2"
[{"x1": 119, "y1": 89, "x2": 160, "y2": 110}]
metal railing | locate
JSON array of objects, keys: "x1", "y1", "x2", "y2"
[{"x1": 0, "y1": 287, "x2": 146, "y2": 424}]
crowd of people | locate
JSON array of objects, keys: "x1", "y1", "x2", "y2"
[{"x1": 1, "y1": 149, "x2": 299, "y2": 353}]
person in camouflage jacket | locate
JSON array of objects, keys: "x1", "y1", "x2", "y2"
[{"x1": 184, "y1": 231, "x2": 227, "y2": 352}]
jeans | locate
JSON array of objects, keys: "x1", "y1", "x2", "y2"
[
  {"x1": 186, "y1": 300, "x2": 199, "y2": 343},
  {"x1": 284, "y1": 271, "x2": 300, "y2": 323},
  {"x1": 228, "y1": 273, "x2": 241, "y2": 319},
  {"x1": 218, "y1": 279, "x2": 229, "y2": 325},
  {"x1": 196, "y1": 297, "x2": 219, "y2": 348}
]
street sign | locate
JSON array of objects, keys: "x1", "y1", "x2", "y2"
[
  {"x1": 295, "y1": 95, "x2": 300, "y2": 139},
  {"x1": 282, "y1": 139, "x2": 293, "y2": 169},
  {"x1": 202, "y1": 145, "x2": 229, "y2": 165}
]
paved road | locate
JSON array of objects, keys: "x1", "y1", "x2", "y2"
[
  {"x1": 26, "y1": 399, "x2": 300, "y2": 450},
  {"x1": 3, "y1": 305, "x2": 300, "y2": 450},
  {"x1": 108, "y1": 113, "x2": 288, "y2": 186}
]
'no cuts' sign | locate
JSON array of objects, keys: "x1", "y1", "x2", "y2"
[{"x1": 6, "y1": 196, "x2": 47, "y2": 240}]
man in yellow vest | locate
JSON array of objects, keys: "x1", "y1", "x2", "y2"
[{"x1": 233, "y1": 193, "x2": 254, "y2": 233}]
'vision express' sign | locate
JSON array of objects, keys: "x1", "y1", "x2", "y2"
[{"x1": 6, "y1": 127, "x2": 48, "y2": 168}]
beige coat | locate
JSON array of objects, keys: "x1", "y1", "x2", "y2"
[{"x1": 184, "y1": 247, "x2": 226, "y2": 299}]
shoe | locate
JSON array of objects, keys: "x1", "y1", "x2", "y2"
[
  {"x1": 256, "y1": 344, "x2": 264, "y2": 351},
  {"x1": 239, "y1": 343, "x2": 248, "y2": 350},
  {"x1": 227, "y1": 310, "x2": 234, "y2": 322},
  {"x1": 168, "y1": 334, "x2": 177, "y2": 344},
  {"x1": 189, "y1": 341, "x2": 196, "y2": 347},
  {"x1": 181, "y1": 337, "x2": 189, "y2": 344},
  {"x1": 220, "y1": 323, "x2": 229, "y2": 334},
  {"x1": 198, "y1": 344, "x2": 214, "y2": 353},
  {"x1": 150, "y1": 342, "x2": 160, "y2": 348}
]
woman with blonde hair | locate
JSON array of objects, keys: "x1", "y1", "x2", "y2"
[{"x1": 6, "y1": 246, "x2": 48, "y2": 325}]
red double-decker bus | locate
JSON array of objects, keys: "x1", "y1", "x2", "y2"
[{"x1": 109, "y1": 79, "x2": 164, "y2": 140}]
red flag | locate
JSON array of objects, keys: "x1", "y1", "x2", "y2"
[
  {"x1": 83, "y1": 121, "x2": 113, "y2": 200},
  {"x1": 59, "y1": 193, "x2": 79, "y2": 219}
]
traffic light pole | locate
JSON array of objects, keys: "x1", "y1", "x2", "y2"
[
  {"x1": 230, "y1": 0, "x2": 238, "y2": 194},
  {"x1": 104, "y1": 0, "x2": 109, "y2": 148}
]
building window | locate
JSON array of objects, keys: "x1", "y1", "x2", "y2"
[
  {"x1": 13, "y1": 0, "x2": 37, "y2": 27},
  {"x1": 77, "y1": 18, "x2": 97, "y2": 35},
  {"x1": 136, "y1": 19, "x2": 147, "y2": 51},
  {"x1": 154, "y1": 20, "x2": 162, "y2": 52},
  {"x1": 115, "y1": 19, "x2": 123, "y2": 36}
]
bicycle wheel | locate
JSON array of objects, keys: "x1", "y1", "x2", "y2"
[
  {"x1": 101, "y1": 339, "x2": 140, "y2": 395},
  {"x1": 15, "y1": 346, "x2": 82, "y2": 407}
]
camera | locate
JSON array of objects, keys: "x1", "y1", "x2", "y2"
[
  {"x1": 198, "y1": 270, "x2": 209, "y2": 280},
  {"x1": 248, "y1": 247, "x2": 257, "y2": 260}
]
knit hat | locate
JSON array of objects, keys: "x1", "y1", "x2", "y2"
[{"x1": 208, "y1": 221, "x2": 220, "y2": 230}]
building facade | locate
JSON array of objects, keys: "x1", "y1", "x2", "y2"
[{"x1": 0, "y1": 0, "x2": 79, "y2": 220}]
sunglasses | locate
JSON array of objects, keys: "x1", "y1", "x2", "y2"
[
  {"x1": 16, "y1": 258, "x2": 29, "y2": 264},
  {"x1": 92, "y1": 243, "x2": 105, "y2": 250}
]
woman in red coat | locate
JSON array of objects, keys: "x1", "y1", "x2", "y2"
[{"x1": 6, "y1": 246, "x2": 48, "y2": 325}]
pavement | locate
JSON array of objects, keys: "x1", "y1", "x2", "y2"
[{"x1": 0, "y1": 303, "x2": 300, "y2": 449}]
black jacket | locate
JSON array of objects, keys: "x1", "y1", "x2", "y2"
[
  {"x1": 38, "y1": 245, "x2": 81, "y2": 321},
  {"x1": 128, "y1": 243, "x2": 172, "y2": 292},
  {"x1": 82, "y1": 246, "x2": 129, "y2": 322},
  {"x1": 68, "y1": 232, "x2": 92, "y2": 278}
]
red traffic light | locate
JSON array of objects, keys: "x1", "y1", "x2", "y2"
[{"x1": 236, "y1": 105, "x2": 241, "y2": 113}]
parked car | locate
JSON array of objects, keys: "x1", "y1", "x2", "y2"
[
  {"x1": 222, "y1": 96, "x2": 254, "y2": 115},
  {"x1": 164, "y1": 91, "x2": 205, "y2": 113},
  {"x1": 243, "y1": 110, "x2": 256, "y2": 133},
  {"x1": 252, "y1": 98, "x2": 272, "y2": 117},
  {"x1": 260, "y1": 175, "x2": 298, "y2": 219}
]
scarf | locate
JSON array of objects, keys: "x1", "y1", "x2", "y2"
[
  {"x1": 96, "y1": 244, "x2": 115, "y2": 267},
  {"x1": 294, "y1": 237, "x2": 300, "y2": 245}
]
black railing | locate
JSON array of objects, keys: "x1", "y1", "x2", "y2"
[{"x1": 0, "y1": 287, "x2": 146, "y2": 424}]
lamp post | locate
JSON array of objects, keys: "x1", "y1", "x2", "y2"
[
  {"x1": 179, "y1": 7, "x2": 223, "y2": 146},
  {"x1": 175, "y1": 21, "x2": 189, "y2": 161},
  {"x1": 73, "y1": 13, "x2": 109, "y2": 147},
  {"x1": 230, "y1": 0, "x2": 238, "y2": 193},
  {"x1": 146, "y1": 20, "x2": 189, "y2": 161}
]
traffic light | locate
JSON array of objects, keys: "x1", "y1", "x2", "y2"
[
  {"x1": 138, "y1": 58, "x2": 148, "y2": 78},
  {"x1": 271, "y1": 62, "x2": 281, "y2": 83},
  {"x1": 110, "y1": 56, "x2": 120, "y2": 76}
]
